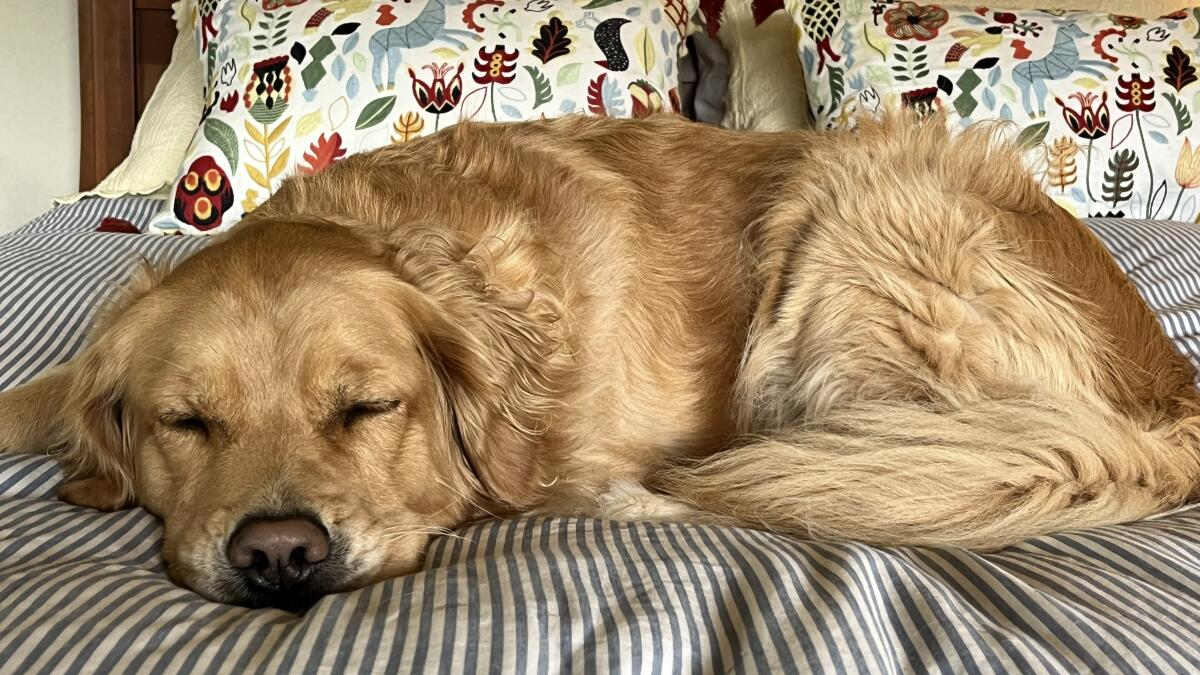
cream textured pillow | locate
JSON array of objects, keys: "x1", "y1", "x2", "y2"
[
  {"x1": 58, "y1": 1, "x2": 205, "y2": 203},
  {"x1": 703, "y1": 0, "x2": 1187, "y2": 131}
]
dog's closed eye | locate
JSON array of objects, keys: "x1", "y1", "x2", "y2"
[
  {"x1": 159, "y1": 413, "x2": 210, "y2": 439},
  {"x1": 338, "y1": 399, "x2": 403, "y2": 430}
]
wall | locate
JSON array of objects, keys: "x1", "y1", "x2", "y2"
[{"x1": 0, "y1": 1, "x2": 80, "y2": 233}]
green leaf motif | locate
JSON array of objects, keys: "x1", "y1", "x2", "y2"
[
  {"x1": 828, "y1": 66, "x2": 845, "y2": 107},
  {"x1": 205, "y1": 44, "x2": 219, "y2": 87},
  {"x1": 582, "y1": 0, "x2": 622, "y2": 8},
  {"x1": 557, "y1": 62, "x2": 582, "y2": 87},
  {"x1": 204, "y1": 119, "x2": 239, "y2": 171},
  {"x1": 296, "y1": 109, "x2": 324, "y2": 137},
  {"x1": 355, "y1": 95, "x2": 397, "y2": 130},
  {"x1": 1103, "y1": 148, "x2": 1140, "y2": 207},
  {"x1": 892, "y1": 41, "x2": 928, "y2": 83},
  {"x1": 953, "y1": 91, "x2": 978, "y2": 118},
  {"x1": 1015, "y1": 121, "x2": 1050, "y2": 152},
  {"x1": 302, "y1": 61, "x2": 328, "y2": 90},
  {"x1": 525, "y1": 66, "x2": 553, "y2": 110},
  {"x1": 1166, "y1": 92, "x2": 1194, "y2": 134}
]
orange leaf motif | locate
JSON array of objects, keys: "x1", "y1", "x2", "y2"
[
  {"x1": 392, "y1": 112, "x2": 426, "y2": 143},
  {"x1": 297, "y1": 132, "x2": 347, "y2": 176},
  {"x1": 1047, "y1": 136, "x2": 1079, "y2": 192}
]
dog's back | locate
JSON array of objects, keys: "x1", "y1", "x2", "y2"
[{"x1": 661, "y1": 114, "x2": 1200, "y2": 548}]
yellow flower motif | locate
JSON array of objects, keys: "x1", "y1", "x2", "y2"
[{"x1": 1176, "y1": 138, "x2": 1200, "y2": 189}]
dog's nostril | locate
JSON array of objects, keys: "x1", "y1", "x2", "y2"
[{"x1": 227, "y1": 516, "x2": 330, "y2": 590}]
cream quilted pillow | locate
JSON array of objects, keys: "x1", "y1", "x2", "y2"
[
  {"x1": 58, "y1": 1, "x2": 205, "y2": 203},
  {"x1": 703, "y1": 0, "x2": 1187, "y2": 131}
]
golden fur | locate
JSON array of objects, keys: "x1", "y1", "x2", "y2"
[{"x1": 2, "y1": 114, "x2": 1198, "y2": 607}]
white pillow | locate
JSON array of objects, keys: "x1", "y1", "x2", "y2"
[
  {"x1": 58, "y1": 1, "x2": 205, "y2": 204},
  {"x1": 793, "y1": 3, "x2": 1200, "y2": 220},
  {"x1": 704, "y1": 0, "x2": 1189, "y2": 131}
]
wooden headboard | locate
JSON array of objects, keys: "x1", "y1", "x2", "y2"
[{"x1": 78, "y1": 0, "x2": 180, "y2": 190}]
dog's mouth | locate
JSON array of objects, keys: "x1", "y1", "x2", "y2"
[
  {"x1": 208, "y1": 545, "x2": 355, "y2": 612},
  {"x1": 197, "y1": 517, "x2": 357, "y2": 612},
  {"x1": 214, "y1": 564, "x2": 353, "y2": 612}
]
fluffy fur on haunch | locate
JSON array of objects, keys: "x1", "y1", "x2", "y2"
[
  {"x1": 2, "y1": 113, "x2": 1198, "y2": 605},
  {"x1": 661, "y1": 114, "x2": 1200, "y2": 548}
]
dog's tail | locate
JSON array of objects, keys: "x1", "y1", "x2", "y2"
[{"x1": 658, "y1": 397, "x2": 1200, "y2": 549}]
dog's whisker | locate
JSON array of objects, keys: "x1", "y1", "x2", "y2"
[
  {"x1": 379, "y1": 526, "x2": 475, "y2": 544},
  {"x1": 432, "y1": 477, "x2": 499, "y2": 519}
]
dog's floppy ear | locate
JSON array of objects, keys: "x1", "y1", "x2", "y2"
[
  {"x1": 389, "y1": 228, "x2": 565, "y2": 509},
  {"x1": 0, "y1": 261, "x2": 164, "y2": 510},
  {"x1": 55, "y1": 336, "x2": 139, "y2": 511}
]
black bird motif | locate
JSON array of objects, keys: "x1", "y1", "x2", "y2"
[{"x1": 593, "y1": 18, "x2": 630, "y2": 72}]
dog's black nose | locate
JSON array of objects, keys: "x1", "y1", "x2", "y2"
[{"x1": 227, "y1": 516, "x2": 330, "y2": 602}]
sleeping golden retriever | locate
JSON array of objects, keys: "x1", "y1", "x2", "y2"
[{"x1": 2, "y1": 114, "x2": 1198, "y2": 610}]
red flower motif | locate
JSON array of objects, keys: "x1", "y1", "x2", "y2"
[
  {"x1": 883, "y1": 2, "x2": 949, "y2": 41},
  {"x1": 463, "y1": 0, "x2": 504, "y2": 33},
  {"x1": 1055, "y1": 91, "x2": 1111, "y2": 140},
  {"x1": 410, "y1": 63, "x2": 464, "y2": 114},
  {"x1": 243, "y1": 56, "x2": 292, "y2": 124},
  {"x1": 1109, "y1": 14, "x2": 1146, "y2": 30},
  {"x1": 219, "y1": 91, "x2": 239, "y2": 112},
  {"x1": 173, "y1": 156, "x2": 234, "y2": 231},
  {"x1": 1161, "y1": 10, "x2": 1190, "y2": 20},
  {"x1": 900, "y1": 86, "x2": 941, "y2": 116},
  {"x1": 1115, "y1": 75, "x2": 1156, "y2": 113},
  {"x1": 473, "y1": 46, "x2": 519, "y2": 85},
  {"x1": 628, "y1": 80, "x2": 663, "y2": 119}
]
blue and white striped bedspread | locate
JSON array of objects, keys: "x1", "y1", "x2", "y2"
[{"x1": 1, "y1": 198, "x2": 1198, "y2": 673}]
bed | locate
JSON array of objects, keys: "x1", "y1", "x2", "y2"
[{"x1": 2, "y1": 1, "x2": 1199, "y2": 672}]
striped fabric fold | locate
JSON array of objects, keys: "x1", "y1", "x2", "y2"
[{"x1": 1, "y1": 199, "x2": 1199, "y2": 673}]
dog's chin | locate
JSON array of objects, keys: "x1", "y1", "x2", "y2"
[
  {"x1": 196, "y1": 562, "x2": 357, "y2": 612},
  {"x1": 173, "y1": 539, "x2": 358, "y2": 613},
  {"x1": 210, "y1": 572, "x2": 351, "y2": 613}
]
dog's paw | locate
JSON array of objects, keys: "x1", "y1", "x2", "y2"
[{"x1": 594, "y1": 479, "x2": 696, "y2": 522}]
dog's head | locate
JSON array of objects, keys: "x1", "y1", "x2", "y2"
[{"x1": 1, "y1": 218, "x2": 562, "y2": 610}]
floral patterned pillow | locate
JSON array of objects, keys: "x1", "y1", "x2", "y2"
[
  {"x1": 153, "y1": 0, "x2": 698, "y2": 235},
  {"x1": 790, "y1": 2, "x2": 1200, "y2": 220}
]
